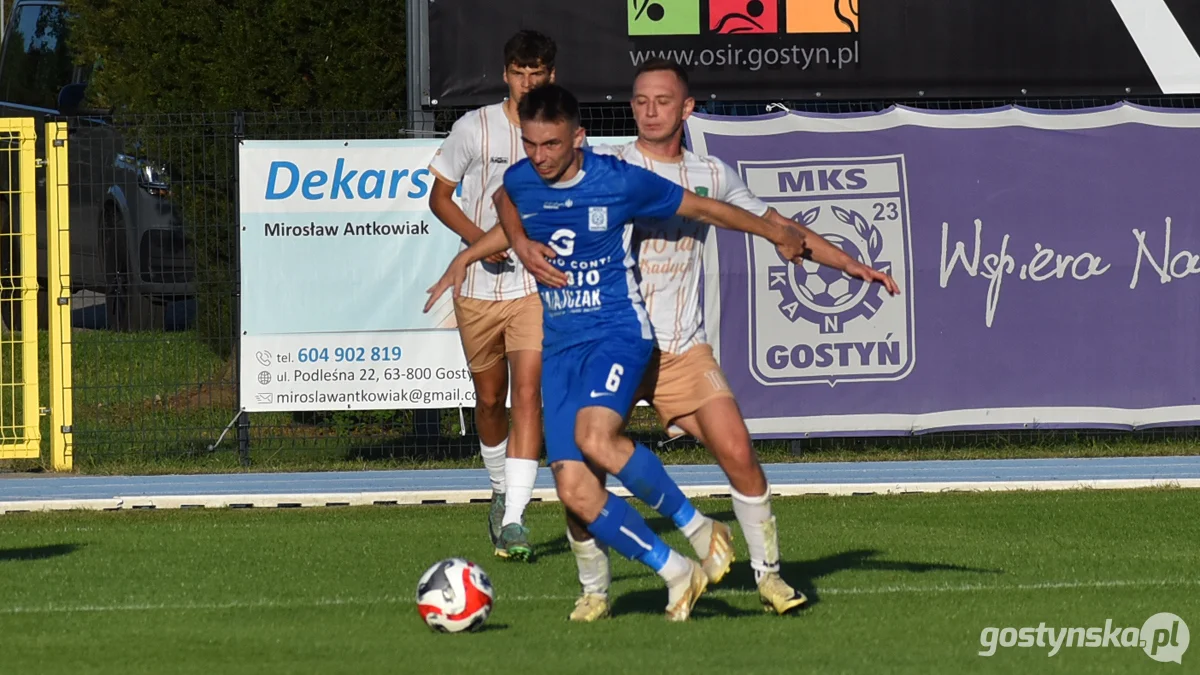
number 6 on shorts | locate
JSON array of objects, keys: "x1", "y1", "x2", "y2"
[{"x1": 606, "y1": 363, "x2": 624, "y2": 393}]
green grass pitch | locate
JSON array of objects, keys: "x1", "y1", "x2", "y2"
[{"x1": 0, "y1": 488, "x2": 1196, "y2": 674}]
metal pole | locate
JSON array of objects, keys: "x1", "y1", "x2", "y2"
[
  {"x1": 406, "y1": 0, "x2": 443, "y2": 440},
  {"x1": 406, "y1": 0, "x2": 435, "y2": 136},
  {"x1": 232, "y1": 111, "x2": 251, "y2": 466}
]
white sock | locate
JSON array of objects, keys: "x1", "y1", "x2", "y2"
[
  {"x1": 732, "y1": 484, "x2": 780, "y2": 583},
  {"x1": 479, "y1": 439, "x2": 508, "y2": 493},
  {"x1": 502, "y1": 458, "x2": 538, "y2": 526},
  {"x1": 657, "y1": 549, "x2": 693, "y2": 585},
  {"x1": 680, "y1": 510, "x2": 705, "y2": 538},
  {"x1": 681, "y1": 512, "x2": 712, "y2": 559},
  {"x1": 568, "y1": 530, "x2": 611, "y2": 596}
]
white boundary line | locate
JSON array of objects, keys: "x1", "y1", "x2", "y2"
[
  {"x1": 2, "y1": 478, "x2": 1197, "y2": 514},
  {"x1": 1, "y1": 578, "x2": 1196, "y2": 615}
]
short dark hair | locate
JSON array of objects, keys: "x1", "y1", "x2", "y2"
[
  {"x1": 504, "y1": 30, "x2": 557, "y2": 70},
  {"x1": 517, "y1": 84, "x2": 580, "y2": 126},
  {"x1": 633, "y1": 57, "x2": 689, "y2": 92}
]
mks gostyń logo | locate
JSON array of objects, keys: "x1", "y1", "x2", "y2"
[{"x1": 742, "y1": 155, "x2": 913, "y2": 387}]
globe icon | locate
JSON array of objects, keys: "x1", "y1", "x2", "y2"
[
  {"x1": 784, "y1": 234, "x2": 868, "y2": 313},
  {"x1": 258, "y1": 371, "x2": 272, "y2": 385}
]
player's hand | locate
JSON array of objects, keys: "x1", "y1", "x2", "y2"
[
  {"x1": 774, "y1": 224, "x2": 810, "y2": 263},
  {"x1": 423, "y1": 259, "x2": 468, "y2": 313},
  {"x1": 484, "y1": 250, "x2": 510, "y2": 264},
  {"x1": 845, "y1": 260, "x2": 901, "y2": 296},
  {"x1": 512, "y1": 237, "x2": 568, "y2": 288}
]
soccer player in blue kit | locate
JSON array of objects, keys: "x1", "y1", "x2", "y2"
[{"x1": 425, "y1": 84, "x2": 809, "y2": 620}]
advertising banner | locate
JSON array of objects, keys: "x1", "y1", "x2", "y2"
[
  {"x1": 429, "y1": 0, "x2": 1200, "y2": 105},
  {"x1": 238, "y1": 139, "x2": 472, "y2": 411},
  {"x1": 685, "y1": 103, "x2": 1200, "y2": 436},
  {"x1": 238, "y1": 136, "x2": 636, "y2": 412}
]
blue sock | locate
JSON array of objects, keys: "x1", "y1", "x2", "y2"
[
  {"x1": 587, "y1": 492, "x2": 672, "y2": 572},
  {"x1": 616, "y1": 442, "x2": 698, "y2": 530}
]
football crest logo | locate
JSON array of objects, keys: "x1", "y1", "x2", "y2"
[
  {"x1": 742, "y1": 155, "x2": 914, "y2": 386},
  {"x1": 769, "y1": 204, "x2": 890, "y2": 335}
]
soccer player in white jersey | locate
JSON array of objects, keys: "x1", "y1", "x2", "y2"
[
  {"x1": 426, "y1": 31, "x2": 558, "y2": 561},
  {"x1": 523, "y1": 59, "x2": 901, "y2": 621}
]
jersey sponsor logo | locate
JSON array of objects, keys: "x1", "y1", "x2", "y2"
[
  {"x1": 543, "y1": 198, "x2": 575, "y2": 210},
  {"x1": 547, "y1": 229, "x2": 577, "y2": 256},
  {"x1": 742, "y1": 155, "x2": 914, "y2": 386},
  {"x1": 541, "y1": 250, "x2": 608, "y2": 313},
  {"x1": 490, "y1": 156, "x2": 509, "y2": 165},
  {"x1": 541, "y1": 288, "x2": 603, "y2": 312}
]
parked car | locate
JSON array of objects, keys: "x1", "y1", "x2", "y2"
[{"x1": 0, "y1": 0, "x2": 195, "y2": 331}]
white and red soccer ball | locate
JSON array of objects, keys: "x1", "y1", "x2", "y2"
[{"x1": 415, "y1": 558, "x2": 494, "y2": 633}]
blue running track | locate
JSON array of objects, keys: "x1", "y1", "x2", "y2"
[{"x1": 1, "y1": 456, "x2": 1198, "y2": 513}]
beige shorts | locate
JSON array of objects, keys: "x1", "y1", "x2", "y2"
[
  {"x1": 639, "y1": 343, "x2": 734, "y2": 432},
  {"x1": 452, "y1": 294, "x2": 543, "y2": 373}
]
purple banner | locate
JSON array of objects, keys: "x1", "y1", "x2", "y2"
[{"x1": 685, "y1": 103, "x2": 1200, "y2": 437}]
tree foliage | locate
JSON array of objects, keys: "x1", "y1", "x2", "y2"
[
  {"x1": 62, "y1": 1, "x2": 409, "y2": 356},
  {"x1": 67, "y1": 0, "x2": 407, "y2": 113}
]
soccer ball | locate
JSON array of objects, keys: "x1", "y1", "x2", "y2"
[{"x1": 415, "y1": 558, "x2": 495, "y2": 633}]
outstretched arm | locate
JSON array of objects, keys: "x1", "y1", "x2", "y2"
[
  {"x1": 708, "y1": 158, "x2": 899, "y2": 296},
  {"x1": 462, "y1": 223, "x2": 511, "y2": 263},
  {"x1": 675, "y1": 191, "x2": 808, "y2": 260},
  {"x1": 764, "y1": 209, "x2": 900, "y2": 296},
  {"x1": 422, "y1": 226, "x2": 512, "y2": 313}
]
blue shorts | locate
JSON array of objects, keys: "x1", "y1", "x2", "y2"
[{"x1": 542, "y1": 336, "x2": 655, "y2": 465}]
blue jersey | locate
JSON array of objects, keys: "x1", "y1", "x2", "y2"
[{"x1": 502, "y1": 151, "x2": 685, "y2": 353}]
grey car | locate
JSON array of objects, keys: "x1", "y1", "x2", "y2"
[{"x1": 0, "y1": 0, "x2": 195, "y2": 331}]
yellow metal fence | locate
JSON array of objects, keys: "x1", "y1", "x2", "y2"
[
  {"x1": 46, "y1": 121, "x2": 73, "y2": 471},
  {"x1": 0, "y1": 117, "x2": 39, "y2": 460},
  {"x1": 0, "y1": 119, "x2": 72, "y2": 470}
]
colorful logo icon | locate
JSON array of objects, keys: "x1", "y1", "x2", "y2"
[
  {"x1": 628, "y1": 0, "x2": 701, "y2": 36},
  {"x1": 628, "y1": 0, "x2": 858, "y2": 37},
  {"x1": 709, "y1": 0, "x2": 779, "y2": 34},
  {"x1": 786, "y1": 0, "x2": 858, "y2": 34}
]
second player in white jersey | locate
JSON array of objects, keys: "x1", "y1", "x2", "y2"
[
  {"x1": 590, "y1": 141, "x2": 769, "y2": 355},
  {"x1": 546, "y1": 58, "x2": 900, "y2": 624},
  {"x1": 430, "y1": 102, "x2": 537, "y2": 301},
  {"x1": 425, "y1": 30, "x2": 561, "y2": 562}
]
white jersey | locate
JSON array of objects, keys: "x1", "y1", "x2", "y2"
[
  {"x1": 591, "y1": 141, "x2": 770, "y2": 354},
  {"x1": 429, "y1": 102, "x2": 537, "y2": 301}
]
